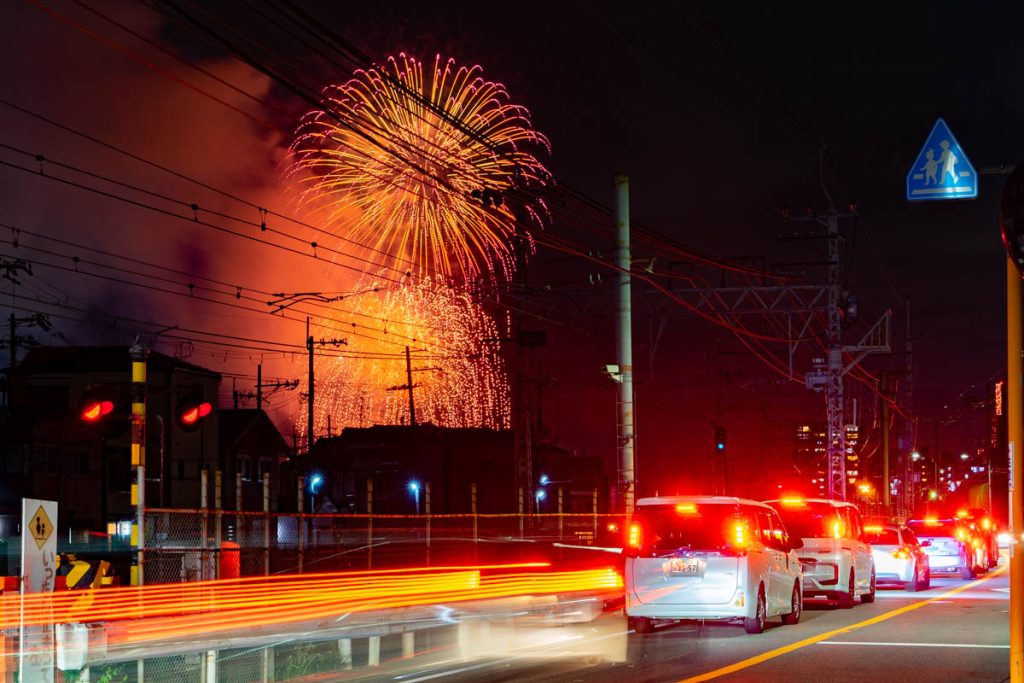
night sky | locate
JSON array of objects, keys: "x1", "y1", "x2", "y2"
[{"x1": 2, "y1": 1, "x2": 1022, "y2": 497}]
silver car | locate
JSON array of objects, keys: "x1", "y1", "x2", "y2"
[{"x1": 625, "y1": 496, "x2": 803, "y2": 634}]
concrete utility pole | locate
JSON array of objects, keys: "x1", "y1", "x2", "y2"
[
  {"x1": 307, "y1": 318, "x2": 314, "y2": 452},
  {"x1": 615, "y1": 174, "x2": 636, "y2": 516},
  {"x1": 305, "y1": 319, "x2": 347, "y2": 450},
  {"x1": 881, "y1": 372, "x2": 891, "y2": 507},
  {"x1": 405, "y1": 346, "x2": 416, "y2": 427}
]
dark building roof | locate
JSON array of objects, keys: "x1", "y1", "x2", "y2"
[
  {"x1": 16, "y1": 346, "x2": 221, "y2": 379},
  {"x1": 219, "y1": 408, "x2": 290, "y2": 455}
]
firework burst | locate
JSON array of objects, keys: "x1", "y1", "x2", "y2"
[
  {"x1": 290, "y1": 53, "x2": 551, "y2": 284},
  {"x1": 304, "y1": 276, "x2": 511, "y2": 434}
]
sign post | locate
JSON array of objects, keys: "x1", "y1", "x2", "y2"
[{"x1": 20, "y1": 497, "x2": 58, "y2": 682}]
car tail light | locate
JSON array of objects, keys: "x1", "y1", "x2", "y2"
[
  {"x1": 832, "y1": 519, "x2": 845, "y2": 539},
  {"x1": 676, "y1": 503, "x2": 697, "y2": 514},
  {"x1": 628, "y1": 522, "x2": 642, "y2": 550},
  {"x1": 956, "y1": 529, "x2": 966, "y2": 541},
  {"x1": 726, "y1": 521, "x2": 750, "y2": 556},
  {"x1": 891, "y1": 548, "x2": 910, "y2": 560},
  {"x1": 982, "y1": 518, "x2": 992, "y2": 531}
]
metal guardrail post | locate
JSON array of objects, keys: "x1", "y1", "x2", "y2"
[
  {"x1": 558, "y1": 487, "x2": 564, "y2": 542},
  {"x1": 425, "y1": 483, "x2": 432, "y2": 551},
  {"x1": 201, "y1": 469, "x2": 209, "y2": 581},
  {"x1": 215, "y1": 471, "x2": 222, "y2": 579},
  {"x1": 518, "y1": 487, "x2": 524, "y2": 538},
  {"x1": 367, "y1": 478, "x2": 373, "y2": 570},
  {"x1": 297, "y1": 476, "x2": 305, "y2": 573},
  {"x1": 471, "y1": 483, "x2": 478, "y2": 543},
  {"x1": 261, "y1": 646, "x2": 273, "y2": 683},
  {"x1": 262, "y1": 473, "x2": 270, "y2": 576}
]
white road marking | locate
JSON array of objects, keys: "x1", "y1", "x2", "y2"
[{"x1": 818, "y1": 641, "x2": 1008, "y2": 649}]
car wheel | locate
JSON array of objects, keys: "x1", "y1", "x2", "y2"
[
  {"x1": 961, "y1": 563, "x2": 976, "y2": 581},
  {"x1": 781, "y1": 581, "x2": 802, "y2": 625},
  {"x1": 837, "y1": 570, "x2": 855, "y2": 609},
  {"x1": 860, "y1": 568, "x2": 876, "y2": 603},
  {"x1": 744, "y1": 586, "x2": 767, "y2": 634},
  {"x1": 629, "y1": 616, "x2": 654, "y2": 634},
  {"x1": 906, "y1": 563, "x2": 919, "y2": 592},
  {"x1": 922, "y1": 566, "x2": 931, "y2": 589}
]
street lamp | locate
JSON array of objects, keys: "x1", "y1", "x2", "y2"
[
  {"x1": 408, "y1": 480, "x2": 421, "y2": 514},
  {"x1": 535, "y1": 488, "x2": 546, "y2": 513},
  {"x1": 960, "y1": 452, "x2": 970, "y2": 461},
  {"x1": 912, "y1": 451, "x2": 921, "y2": 462},
  {"x1": 309, "y1": 472, "x2": 324, "y2": 513}
]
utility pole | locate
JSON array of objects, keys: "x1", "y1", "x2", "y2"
[
  {"x1": 257, "y1": 363, "x2": 262, "y2": 410},
  {"x1": 304, "y1": 318, "x2": 347, "y2": 451},
  {"x1": 307, "y1": 317, "x2": 314, "y2": 453},
  {"x1": 615, "y1": 174, "x2": 635, "y2": 516},
  {"x1": 1007, "y1": 256, "x2": 1023, "y2": 682},
  {"x1": 881, "y1": 372, "x2": 891, "y2": 507},
  {"x1": 405, "y1": 346, "x2": 416, "y2": 427}
]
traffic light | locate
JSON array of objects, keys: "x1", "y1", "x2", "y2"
[
  {"x1": 80, "y1": 398, "x2": 114, "y2": 422},
  {"x1": 714, "y1": 425, "x2": 727, "y2": 452},
  {"x1": 177, "y1": 391, "x2": 212, "y2": 431},
  {"x1": 78, "y1": 385, "x2": 119, "y2": 423}
]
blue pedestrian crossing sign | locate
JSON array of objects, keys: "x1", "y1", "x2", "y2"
[{"x1": 906, "y1": 118, "x2": 977, "y2": 201}]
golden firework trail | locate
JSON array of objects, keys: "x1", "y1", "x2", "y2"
[
  {"x1": 302, "y1": 276, "x2": 511, "y2": 434},
  {"x1": 289, "y1": 53, "x2": 551, "y2": 284}
]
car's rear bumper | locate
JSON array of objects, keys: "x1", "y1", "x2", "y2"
[{"x1": 625, "y1": 589, "x2": 750, "y2": 620}]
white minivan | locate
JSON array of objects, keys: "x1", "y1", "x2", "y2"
[
  {"x1": 624, "y1": 496, "x2": 803, "y2": 634},
  {"x1": 764, "y1": 498, "x2": 876, "y2": 607}
]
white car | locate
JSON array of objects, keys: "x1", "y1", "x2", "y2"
[
  {"x1": 864, "y1": 523, "x2": 930, "y2": 592},
  {"x1": 765, "y1": 498, "x2": 876, "y2": 608},
  {"x1": 624, "y1": 496, "x2": 803, "y2": 634}
]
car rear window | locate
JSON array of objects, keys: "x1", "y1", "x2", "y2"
[
  {"x1": 635, "y1": 503, "x2": 745, "y2": 552},
  {"x1": 769, "y1": 501, "x2": 844, "y2": 538},
  {"x1": 907, "y1": 520, "x2": 959, "y2": 537},
  {"x1": 864, "y1": 529, "x2": 900, "y2": 544}
]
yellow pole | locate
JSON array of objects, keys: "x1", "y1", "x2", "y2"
[
  {"x1": 1008, "y1": 256, "x2": 1023, "y2": 683},
  {"x1": 129, "y1": 339, "x2": 148, "y2": 587}
]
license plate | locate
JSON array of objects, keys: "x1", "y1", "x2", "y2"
[{"x1": 669, "y1": 558, "x2": 700, "y2": 575}]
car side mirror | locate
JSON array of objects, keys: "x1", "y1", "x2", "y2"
[
  {"x1": 921, "y1": 540, "x2": 932, "y2": 547},
  {"x1": 623, "y1": 546, "x2": 640, "y2": 558},
  {"x1": 788, "y1": 537, "x2": 804, "y2": 551}
]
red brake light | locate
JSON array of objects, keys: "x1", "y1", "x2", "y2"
[
  {"x1": 732, "y1": 521, "x2": 749, "y2": 552},
  {"x1": 676, "y1": 503, "x2": 697, "y2": 514},
  {"x1": 832, "y1": 519, "x2": 845, "y2": 539},
  {"x1": 781, "y1": 497, "x2": 805, "y2": 506},
  {"x1": 628, "y1": 523, "x2": 642, "y2": 550},
  {"x1": 864, "y1": 525, "x2": 883, "y2": 533}
]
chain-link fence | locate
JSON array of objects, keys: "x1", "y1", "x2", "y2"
[{"x1": 144, "y1": 508, "x2": 627, "y2": 583}]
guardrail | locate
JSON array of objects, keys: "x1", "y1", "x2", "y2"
[{"x1": 4, "y1": 564, "x2": 626, "y2": 682}]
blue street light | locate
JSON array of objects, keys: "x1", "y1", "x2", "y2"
[
  {"x1": 535, "y1": 488, "x2": 546, "y2": 513},
  {"x1": 539, "y1": 474, "x2": 550, "y2": 486},
  {"x1": 408, "y1": 480, "x2": 421, "y2": 514},
  {"x1": 309, "y1": 473, "x2": 324, "y2": 494}
]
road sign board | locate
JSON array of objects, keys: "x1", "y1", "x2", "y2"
[
  {"x1": 906, "y1": 118, "x2": 977, "y2": 201},
  {"x1": 20, "y1": 498, "x2": 57, "y2": 682},
  {"x1": 29, "y1": 504, "x2": 54, "y2": 550}
]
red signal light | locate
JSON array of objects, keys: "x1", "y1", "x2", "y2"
[
  {"x1": 180, "y1": 402, "x2": 212, "y2": 426},
  {"x1": 81, "y1": 400, "x2": 114, "y2": 422}
]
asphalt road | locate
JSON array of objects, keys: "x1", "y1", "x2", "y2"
[{"x1": 370, "y1": 563, "x2": 1011, "y2": 683}]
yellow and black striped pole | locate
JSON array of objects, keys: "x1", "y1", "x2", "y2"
[{"x1": 129, "y1": 338, "x2": 149, "y2": 587}]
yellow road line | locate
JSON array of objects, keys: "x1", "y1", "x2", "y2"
[{"x1": 678, "y1": 562, "x2": 1008, "y2": 683}]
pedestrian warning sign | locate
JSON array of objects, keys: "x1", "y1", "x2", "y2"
[
  {"x1": 906, "y1": 118, "x2": 977, "y2": 201},
  {"x1": 30, "y1": 505, "x2": 53, "y2": 550}
]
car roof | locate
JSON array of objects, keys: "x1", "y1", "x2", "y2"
[
  {"x1": 763, "y1": 497, "x2": 858, "y2": 509},
  {"x1": 636, "y1": 495, "x2": 773, "y2": 511}
]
